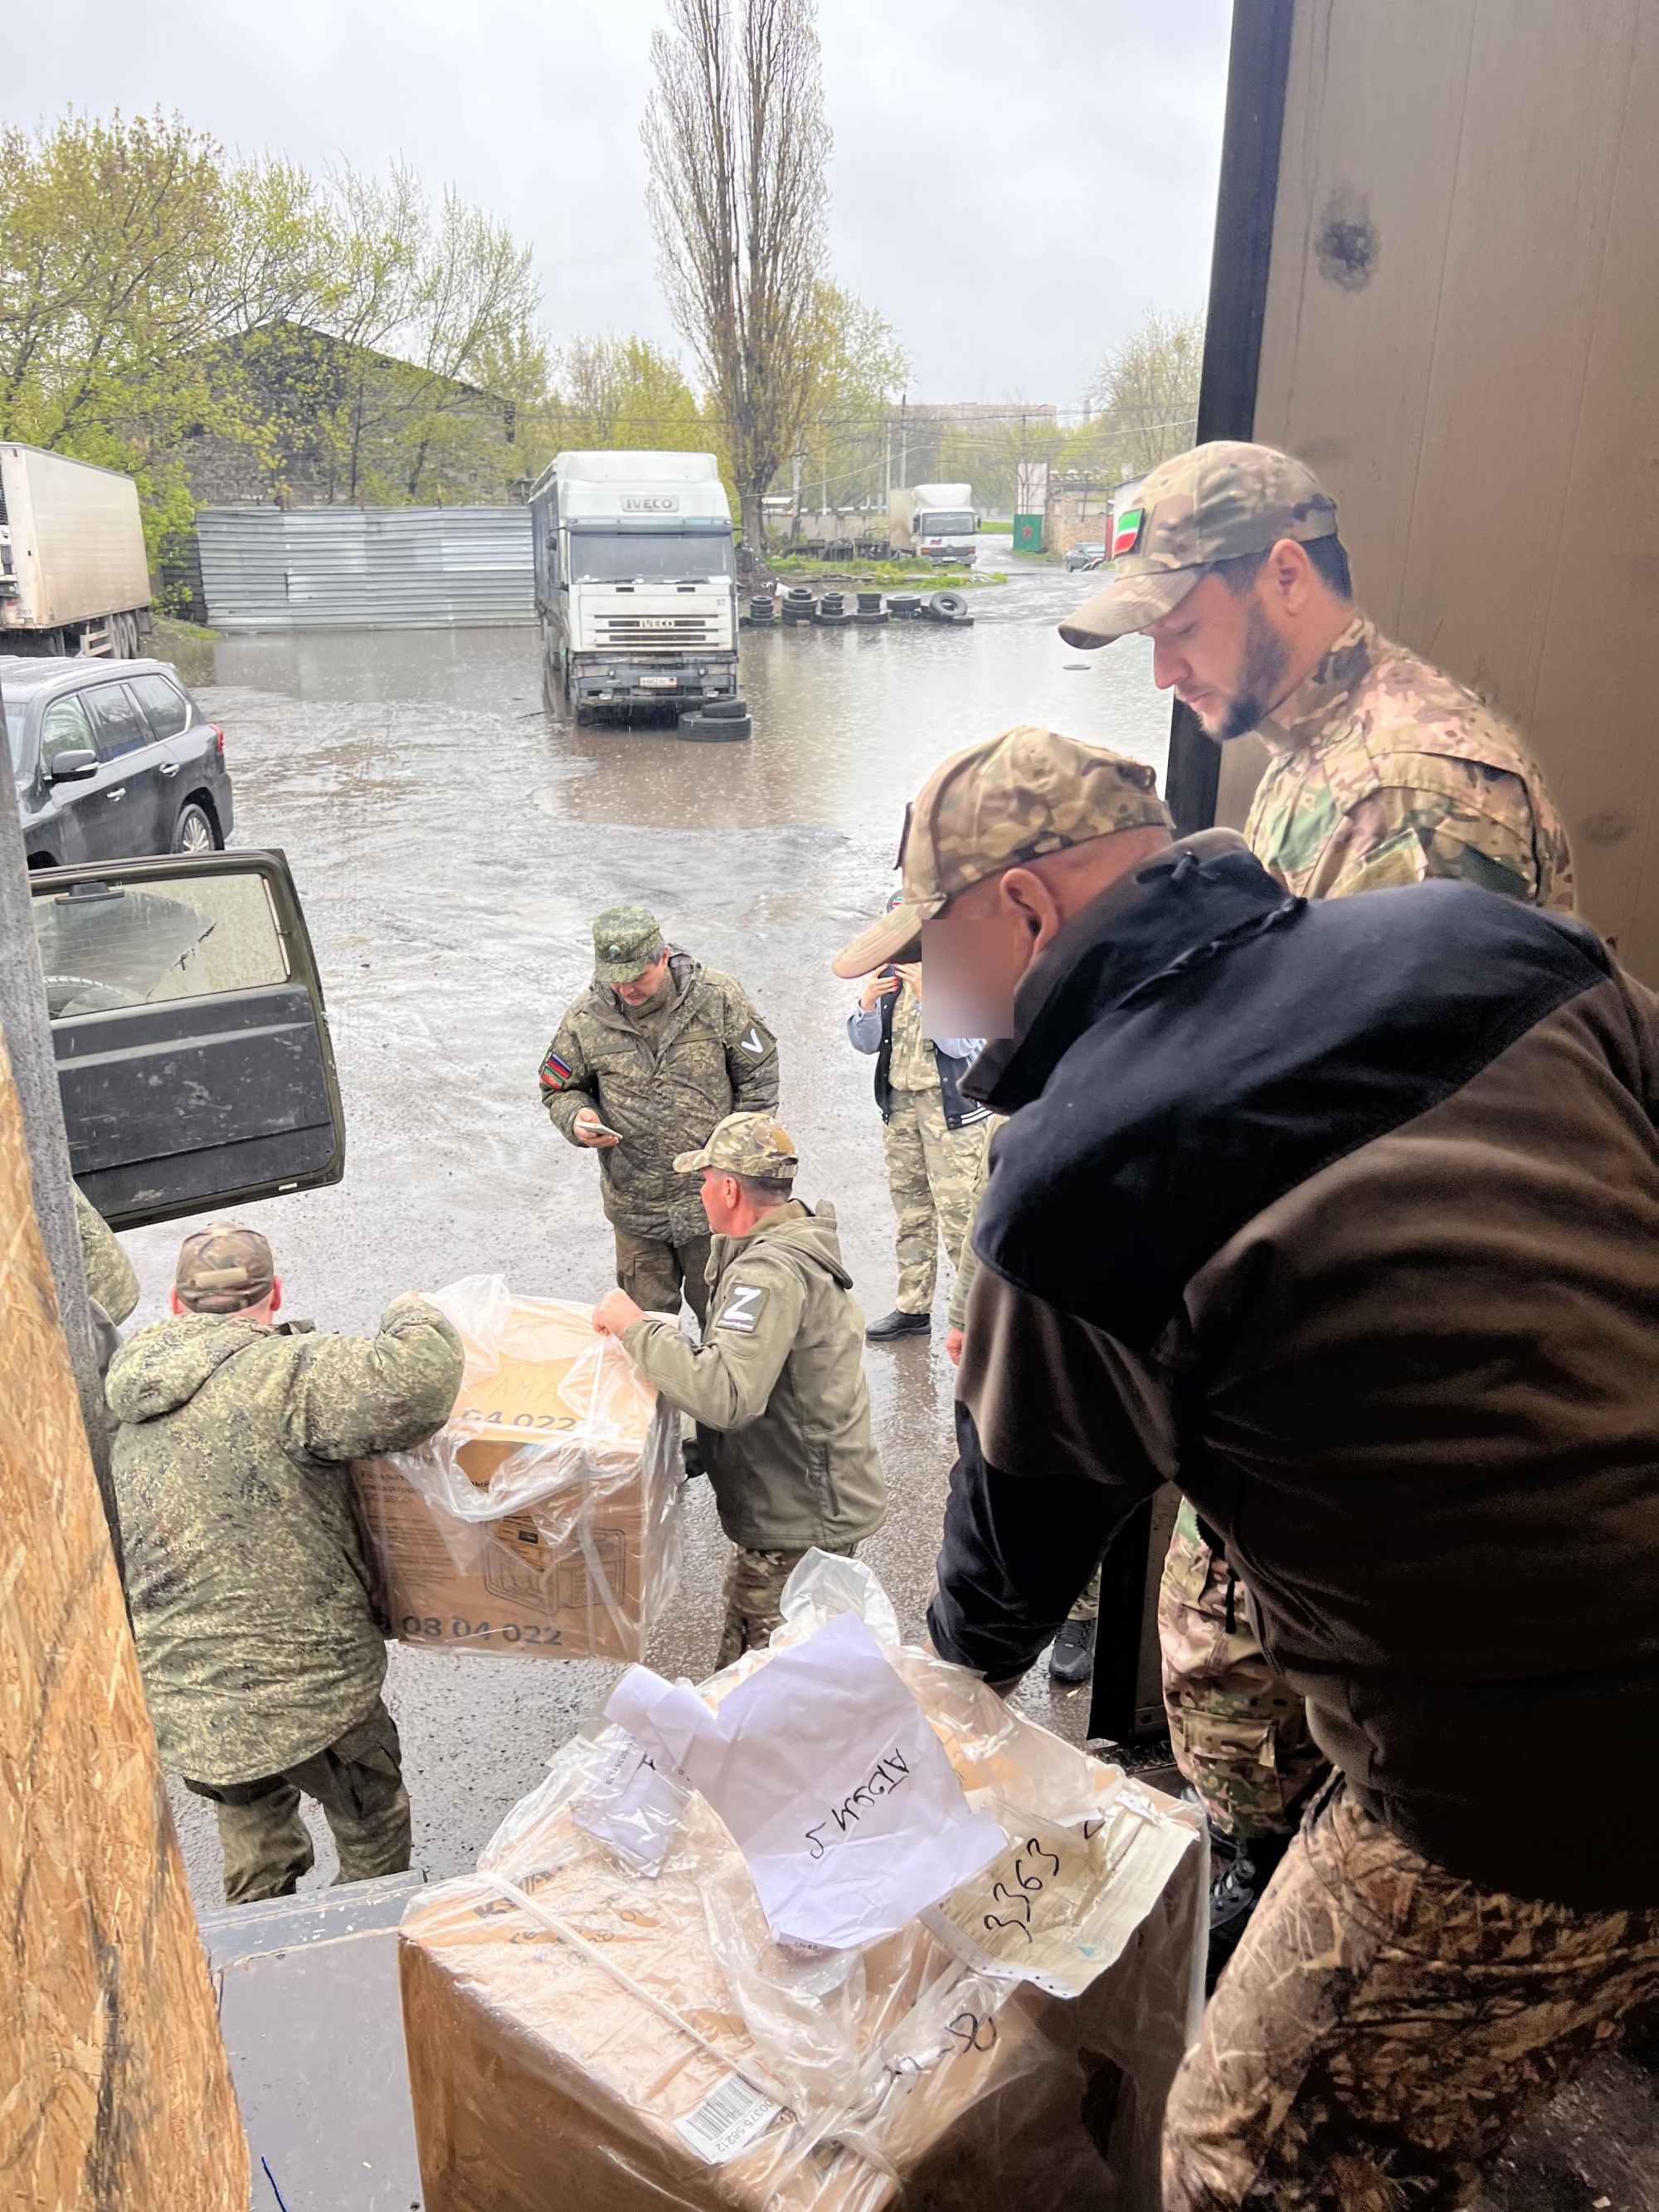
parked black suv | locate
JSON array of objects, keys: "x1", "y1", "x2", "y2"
[{"x1": 3, "y1": 656, "x2": 234, "y2": 868}]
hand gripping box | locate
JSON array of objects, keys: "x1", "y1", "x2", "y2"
[
  {"x1": 398, "y1": 1561, "x2": 1206, "y2": 2211},
  {"x1": 353, "y1": 1277, "x2": 681, "y2": 1664}
]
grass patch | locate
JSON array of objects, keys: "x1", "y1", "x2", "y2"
[
  {"x1": 150, "y1": 614, "x2": 222, "y2": 644},
  {"x1": 766, "y1": 555, "x2": 1003, "y2": 589}
]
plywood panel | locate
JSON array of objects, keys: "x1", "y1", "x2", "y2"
[
  {"x1": 0, "y1": 1028, "x2": 247, "y2": 2211},
  {"x1": 1243, "y1": 0, "x2": 1659, "y2": 974}
]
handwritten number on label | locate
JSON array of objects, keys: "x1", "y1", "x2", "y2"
[
  {"x1": 947, "y1": 2010, "x2": 998, "y2": 2051},
  {"x1": 990, "y1": 1881, "x2": 1032, "y2": 1923}
]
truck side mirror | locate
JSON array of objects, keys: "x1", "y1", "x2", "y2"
[
  {"x1": 29, "y1": 849, "x2": 346, "y2": 1228},
  {"x1": 48, "y1": 748, "x2": 98, "y2": 782}
]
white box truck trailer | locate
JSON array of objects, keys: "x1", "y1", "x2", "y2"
[
  {"x1": 528, "y1": 451, "x2": 740, "y2": 721},
  {"x1": 0, "y1": 444, "x2": 152, "y2": 658},
  {"x1": 887, "y1": 482, "x2": 978, "y2": 563}
]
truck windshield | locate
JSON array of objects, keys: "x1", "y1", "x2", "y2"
[
  {"x1": 569, "y1": 532, "x2": 735, "y2": 583},
  {"x1": 918, "y1": 512, "x2": 975, "y2": 536}
]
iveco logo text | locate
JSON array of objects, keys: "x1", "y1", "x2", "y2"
[{"x1": 621, "y1": 495, "x2": 679, "y2": 512}]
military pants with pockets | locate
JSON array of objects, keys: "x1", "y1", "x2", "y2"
[
  {"x1": 718, "y1": 1542, "x2": 860, "y2": 1671},
  {"x1": 1163, "y1": 1779, "x2": 1659, "y2": 2210},
  {"x1": 614, "y1": 1226, "x2": 712, "y2": 1329},
  {"x1": 882, "y1": 1090, "x2": 986, "y2": 1314},
  {"x1": 1160, "y1": 1500, "x2": 1328, "y2": 1842},
  {"x1": 184, "y1": 1696, "x2": 411, "y2": 1906}
]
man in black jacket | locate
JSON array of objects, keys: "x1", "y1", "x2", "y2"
[{"x1": 834, "y1": 726, "x2": 1659, "y2": 2210}]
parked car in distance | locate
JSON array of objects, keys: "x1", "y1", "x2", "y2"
[
  {"x1": 1065, "y1": 542, "x2": 1107, "y2": 571},
  {"x1": 3, "y1": 655, "x2": 233, "y2": 868}
]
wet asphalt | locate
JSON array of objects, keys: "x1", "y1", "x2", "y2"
[{"x1": 134, "y1": 545, "x2": 1175, "y2": 1908}]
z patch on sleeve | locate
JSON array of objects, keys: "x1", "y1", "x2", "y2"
[
  {"x1": 539, "y1": 1047, "x2": 574, "y2": 1089},
  {"x1": 718, "y1": 1284, "x2": 766, "y2": 1333}
]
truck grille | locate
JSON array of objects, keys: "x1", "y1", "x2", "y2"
[{"x1": 591, "y1": 616, "x2": 724, "y2": 648}]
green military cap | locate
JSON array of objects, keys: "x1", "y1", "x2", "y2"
[
  {"x1": 175, "y1": 1221, "x2": 275, "y2": 1313},
  {"x1": 831, "y1": 727, "x2": 1171, "y2": 977},
  {"x1": 674, "y1": 1112, "x2": 800, "y2": 1180},
  {"x1": 592, "y1": 904, "x2": 665, "y2": 984},
  {"x1": 1058, "y1": 441, "x2": 1339, "y2": 649}
]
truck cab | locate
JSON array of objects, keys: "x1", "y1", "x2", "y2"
[
  {"x1": 529, "y1": 451, "x2": 741, "y2": 724},
  {"x1": 888, "y1": 482, "x2": 978, "y2": 565}
]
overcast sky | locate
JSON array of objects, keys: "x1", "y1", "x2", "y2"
[{"x1": 15, "y1": 0, "x2": 1232, "y2": 408}]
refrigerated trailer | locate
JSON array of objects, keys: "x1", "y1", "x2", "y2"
[{"x1": 0, "y1": 443, "x2": 153, "y2": 658}]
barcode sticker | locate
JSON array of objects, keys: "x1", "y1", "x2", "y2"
[{"x1": 674, "y1": 2072, "x2": 781, "y2": 2164}]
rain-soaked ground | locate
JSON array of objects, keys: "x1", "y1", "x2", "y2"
[
  {"x1": 132, "y1": 547, "x2": 1657, "y2": 2206},
  {"x1": 134, "y1": 546, "x2": 1175, "y2": 1908}
]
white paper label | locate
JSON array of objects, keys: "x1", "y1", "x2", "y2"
[
  {"x1": 674, "y1": 2072, "x2": 781, "y2": 2164},
  {"x1": 571, "y1": 1731, "x2": 690, "y2": 1874}
]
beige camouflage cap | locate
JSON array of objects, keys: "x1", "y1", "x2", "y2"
[
  {"x1": 674, "y1": 1112, "x2": 800, "y2": 1181},
  {"x1": 1058, "y1": 441, "x2": 1339, "y2": 649},
  {"x1": 831, "y1": 727, "x2": 1171, "y2": 977},
  {"x1": 592, "y1": 904, "x2": 665, "y2": 984},
  {"x1": 175, "y1": 1221, "x2": 275, "y2": 1313}
]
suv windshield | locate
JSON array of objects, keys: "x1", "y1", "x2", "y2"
[
  {"x1": 568, "y1": 531, "x2": 735, "y2": 583},
  {"x1": 5, "y1": 699, "x2": 25, "y2": 778},
  {"x1": 918, "y1": 512, "x2": 975, "y2": 535}
]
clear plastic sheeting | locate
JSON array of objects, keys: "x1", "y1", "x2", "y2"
[
  {"x1": 353, "y1": 1276, "x2": 681, "y2": 1663},
  {"x1": 398, "y1": 1556, "x2": 1206, "y2": 2210}
]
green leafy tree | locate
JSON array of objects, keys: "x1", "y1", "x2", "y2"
[{"x1": 1082, "y1": 307, "x2": 1204, "y2": 477}]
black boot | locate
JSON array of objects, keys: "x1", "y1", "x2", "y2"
[
  {"x1": 1206, "y1": 1826, "x2": 1292, "y2": 1992},
  {"x1": 865, "y1": 1308, "x2": 931, "y2": 1342},
  {"x1": 1048, "y1": 1615, "x2": 1097, "y2": 1684}
]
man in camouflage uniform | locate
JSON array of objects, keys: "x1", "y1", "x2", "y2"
[
  {"x1": 1059, "y1": 439, "x2": 1574, "y2": 1960},
  {"x1": 540, "y1": 904, "x2": 777, "y2": 1328},
  {"x1": 594, "y1": 1114, "x2": 886, "y2": 1667},
  {"x1": 844, "y1": 902, "x2": 990, "y2": 1342},
  {"x1": 107, "y1": 1224, "x2": 464, "y2": 1903}
]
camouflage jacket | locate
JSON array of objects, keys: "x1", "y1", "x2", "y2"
[
  {"x1": 622, "y1": 1200, "x2": 887, "y2": 1553},
  {"x1": 538, "y1": 950, "x2": 779, "y2": 1240},
  {"x1": 107, "y1": 1298, "x2": 463, "y2": 1784},
  {"x1": 1246, "y1": 616, "x2": 1574, "y2": 909},
  {"x1": 75, "y1": 1183, "x2": 138, "y2": 1324}
]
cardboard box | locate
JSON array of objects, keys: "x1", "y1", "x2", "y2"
[
  {"x1": 354, "y1": 1281, "x2": 679, "y2": 1664},
  {"x1": 399, "y1": 1584, "x2": 1204, "y2": 2210}
]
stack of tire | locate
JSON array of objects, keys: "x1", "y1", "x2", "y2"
[
  {"x1": 814, "y1": 591, "x2": 852, "y2": 625},
  {"x1": 922, "y1": 591, "x2": 972, "y2": 626},
  {"x1": 854, "y1": 591, "x2": 887, "y2": 624},
  {"x1": 744, "y1": 595, "x2": 776, "y2": 626},
  {"x1": 679, "y1": 697, "x2": 753, "y2": 743},
  {"x1": 886, "y1": 592, "x2": 922, "y2": 621},
  {"x1": 781, "y1": 587, "x2": 815, "y2": 626}
]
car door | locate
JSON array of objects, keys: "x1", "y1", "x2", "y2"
[
  {"x1": 80, "y1": 680, "x2": 167, "y2": 856},
  {"x1": 124, "y1": 670, "x2": 201, "y2": 847},
  {"x1": 28, "y1": 850, "x2": 346, "y2": 1227},
  {"x1": 34, "y1": 693, "x2": 105, "y2": 864}
]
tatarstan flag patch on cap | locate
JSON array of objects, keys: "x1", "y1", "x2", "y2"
[
  {"x1": 539, "y1": 1047, "x2": 573, "y2": 1089},
  {"x1": 1111, "y1": 506, "x2": 1144, "y2": 558}
]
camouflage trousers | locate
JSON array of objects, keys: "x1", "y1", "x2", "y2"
[
  {"x1": 881, "y1": 1090, "x2": 987, "y2": 1313},
  {"x1": 1163, "y1": 1781, "x2": 1659, "y2": 2210},
  {"x1": 614, "y1": 1225, "x2": 712, "y2": 1329},
  {"x1": 183, "y1": 1697, "x2": 411, "y2": 1906},
  {"x1": 718, "y1": 1542, "x2": 860, "y2": 1670},
  {"x1": 1160, "y1": 1500, "x2": 1328, "y2": 1843}
]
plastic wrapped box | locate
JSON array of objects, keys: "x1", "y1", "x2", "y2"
[
  {"x1": 399, "y1": 1559, "x2": 1205, "y2": 2210},
  {"x1": 353, "y1": 1277, "x2": 681, "y2": 1664}
]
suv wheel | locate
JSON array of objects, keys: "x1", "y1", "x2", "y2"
[{"x1": 173, "y1": 802, "x2": 218, "y2": 854}]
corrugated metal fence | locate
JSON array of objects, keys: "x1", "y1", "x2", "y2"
[{"x1": 195, "y1": 505, "x2": 535, "y2": 631}]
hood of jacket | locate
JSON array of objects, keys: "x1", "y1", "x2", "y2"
[
  {"x1": 106, "y1": 1312, "x2": 271, "y2": 1424},
  {"x1": 715, "y1": 1198, "x2": 853, "y2": 1290}
]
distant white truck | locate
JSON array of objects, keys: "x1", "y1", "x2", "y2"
[
  {"x1": 528, "y1": 451, "x2": 740, "y2": 721},
  {"x1": 0, "y1": 443, "x2": 153, "y2": 659},
  {"x1": 887, "y1": 483, "x2": 978, "y2": 564}
]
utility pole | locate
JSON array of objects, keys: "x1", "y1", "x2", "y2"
[
  {"x1": 898, "y1": 393, "x2": 908, "y2": 490},
  {"x1": 791, "y1": 449, "x2": 804, "y2": 543}
]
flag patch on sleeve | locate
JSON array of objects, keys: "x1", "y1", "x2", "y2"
[{"x1": 539, "y1": 1047, "x2": 574, "y2": 1089}]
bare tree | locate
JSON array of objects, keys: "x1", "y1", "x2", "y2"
[
  {"x1": 642, "y1": 0, "x2": 830, "y2": 549},
  {"x1": 1084, "y1": 307, "x2": 1204, "y2": 477}
]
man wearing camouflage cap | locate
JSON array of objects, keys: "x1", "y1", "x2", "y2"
[
  {"x1": 107, "y1": 1224, "x2": 464, "y2": 1903},
  {"x1": 540, "y1": 904, "x2": 778, "y2": 1329},
  {"x1": 1061, "y1": 438, "x2": 1575, "y2": 1966},
  {"x1": 843, "y1": 730, "x2": 1659, "y2": 2205},
  {"x1": 594, "y1": 1113, "x2": 886, "y2": 1667}
]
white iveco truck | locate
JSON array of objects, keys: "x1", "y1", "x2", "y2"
[
  {"x1": 0, "y1": 442, "x2": 153, "y2": 657},
  {"x1": 887, "y1": 482, "x2": 978, "y2": 563},
  {"x1": 528, "y1": 451, "x2": 740, "y2": 722}
]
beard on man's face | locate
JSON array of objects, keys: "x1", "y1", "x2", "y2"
[{"x1": 1211, "y1": 598, "x2": 1290, "y2": 742}]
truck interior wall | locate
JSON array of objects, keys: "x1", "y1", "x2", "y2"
[
  {"x1": 1194, "y1": 0, "x2": 1659, "y2": 983},
  {"x1": 0, "y1": 1023, "x2": 246, "y2": 2210}
]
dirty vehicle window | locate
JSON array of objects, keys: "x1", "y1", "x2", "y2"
[
  {"x1": 83, "y1": 682, "x2": 153, "y2": 759},
  {"x1": 38, "y1": 696, "x2": 95, "y2": 770},
  {"x1": 127, "y1": 673, "x2": 193, "y2": 739},
  {"x1": 33, "y1": 873, "x2": 290, "y2": 1017},
  {"x1": 567, "y1": 529, "x2": 736, "y2": 582}
]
